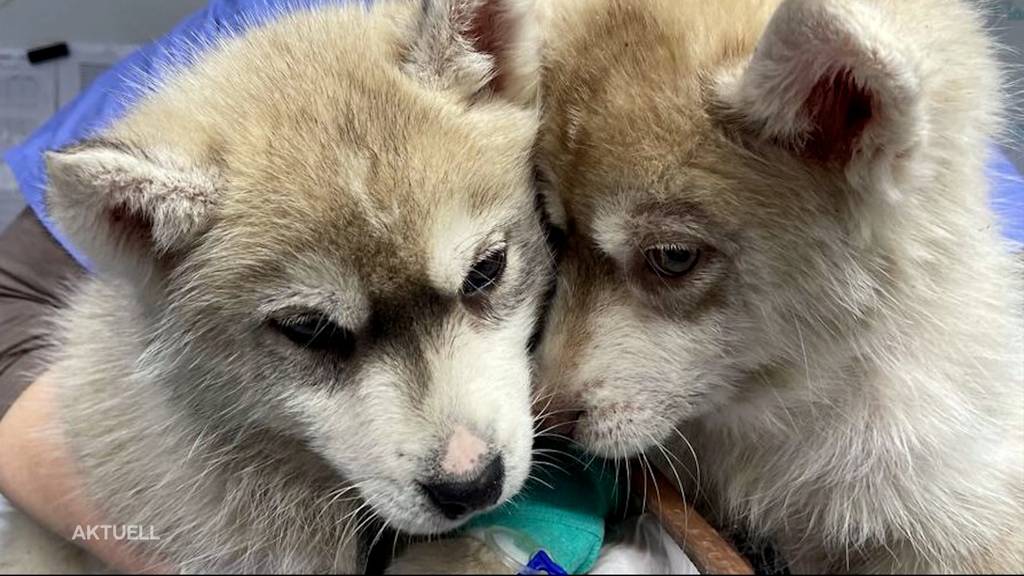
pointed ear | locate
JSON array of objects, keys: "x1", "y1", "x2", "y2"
[
  {"x1": 404, "y1": 0, "x2": 540, "y2": 106},
  {"x1": 720, "y1": 0, "x2": 923, "y2": 167},
  {"x1": 45, "y1": 140, "x2": 220, "y2": 269}
]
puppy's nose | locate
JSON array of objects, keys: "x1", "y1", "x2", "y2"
[
  {"x1": 421, "y1": 456, "x2": 505, "y2": 520},
  {"x1": 440, "y1": 425, "x2": 488, "y2": 476}
]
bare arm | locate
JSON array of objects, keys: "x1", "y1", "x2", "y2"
[{"x1": 0, "y1": 371, "x2": 173, "y2": 574}]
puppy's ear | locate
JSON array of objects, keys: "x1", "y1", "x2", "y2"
[
  {"x1": 721, "y1": 0, "x2": 923, "y2": 168},
  {"x1": 45, "y1": 140, "x2": 221, "y2": 272},
  {"x1": 405, "y1": 0, "x2": 540, "y2": 106}
]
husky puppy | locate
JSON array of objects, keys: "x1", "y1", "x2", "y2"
[
  {"x1": 534, "y1": 0, "x2": 1024, "y2": 572},
  {"x1": 3, "y1": 0, "x2": 551, "y2": 572}
]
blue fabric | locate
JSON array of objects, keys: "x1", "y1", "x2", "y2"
[
  {"x1": 2, "y1": 0, "x2": 362, "y2": 268},
  {"x1": 989, "y1": 147, "x2": 1024, "y2": 247}
]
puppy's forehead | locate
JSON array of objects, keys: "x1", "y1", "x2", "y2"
[
  {"x1": 549, "y1": 66, "x2": 709, "y2": 225},
  {"x1": 543, "y1": 0, "x2": 775, "y2": 228},
  {"x1": 560, "y1": 100, "x2": 720, "y2": 233},
  {"x1": 216, "y1": 105, "x2": 529, "y2": 298},
  {"x1": 146, "y1": 9, "x2": 537, "y2": 297}
]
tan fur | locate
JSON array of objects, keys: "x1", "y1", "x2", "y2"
[
  {"x1": 2, "y1": 0, "x2": 553, "y2": 572},
  {"x1": 536, "y1": 0, "x2": 1024, "y2": 572}
]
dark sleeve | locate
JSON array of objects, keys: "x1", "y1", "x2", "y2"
[{"x1": 0, "y1": 208, "x2": 85, "y2": 419}]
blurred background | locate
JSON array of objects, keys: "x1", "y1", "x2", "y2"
[
  {"x1": 0, "y1": 0, "x2": 206, "y2": 229},
  {"x1": 0, "y1": 0, "x2": 1022, "y2": 231}
]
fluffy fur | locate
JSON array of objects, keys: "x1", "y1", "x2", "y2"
[
  {"x1": 3, "y1": 0, "x2": 553, "y2": 572},
  {"x1": 534, "y1": 0, "x2": 1024, "y2": 572}
]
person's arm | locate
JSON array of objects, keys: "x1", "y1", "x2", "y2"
[
  {"x1": 0, "y1": 1, "x2": 284, "y2": 569},
  {"x1": 0, "y1": 209, "x2": 154, "y2": 570},
  {"x1": 0, "y1": 370, "x2": 173, "y2": 573}
]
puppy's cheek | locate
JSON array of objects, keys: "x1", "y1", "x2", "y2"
[
  {"x1": 499, "y1": 409, "x2": 535, "y2": 497},
  {"x1": 574, "y1": 407, "x2": 645, "y2": 458},
  {"x1": 572, "y1": 380, "x2": 691, "y2": 459},
  {"x1": 576, "y1": 423, "x2": 639, "y2": 459}
]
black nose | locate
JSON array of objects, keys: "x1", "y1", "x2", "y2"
[{"x1": 420, "y1": 457, "x2": 505, "y2": 520}]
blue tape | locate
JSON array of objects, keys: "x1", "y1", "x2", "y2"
[{"x1": 519, "y1": 550, "x2": 568, "y2": 576}]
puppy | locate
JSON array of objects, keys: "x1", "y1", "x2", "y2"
[
  {"x1": 2, "y1": 0, "x2": 552, "y2": 572},
  {"x1": 535, "y1": 0, "x2": 1024, "y2": 572}
]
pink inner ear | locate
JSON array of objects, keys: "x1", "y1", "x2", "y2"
[
  {"x1": 802, "y1": 68, "x2": 874, "y2": 164},
  {"x1": 467, "y1": 0, "x2": 508, "y2": 94}
]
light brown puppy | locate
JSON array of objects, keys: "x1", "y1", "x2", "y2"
[{"x1": 536, "y1": 0, "x2": 1024, "y2": 573}]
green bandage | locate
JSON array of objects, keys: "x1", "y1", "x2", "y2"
[{"x1": 465, "y1": 448, "x2": 620, "y2": 574}]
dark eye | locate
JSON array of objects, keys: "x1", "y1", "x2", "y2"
[
  {"x1": 461, "y1": 245, "x2": 507, "y2": 295},
  {"x1": 644, "y1": 245, "x2": 701, "y2": 278},
  {"x1": 271, "y1": 314, "x2": 356, "y2": 359}
]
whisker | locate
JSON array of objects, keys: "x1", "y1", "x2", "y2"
[
  {"x1": 526, "y1": 474, "x2": 555, "y2": 490},
  {"x1": 669, "y1": 424, "x2": 702, "y2": 501}
]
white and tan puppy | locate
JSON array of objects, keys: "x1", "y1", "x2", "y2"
[
  {"x1": 0, "y1": 0, "x2": 554, "y2": 572},
  {"x1": 535, "y1": 0, "x2": 1024, "y2": 572}
]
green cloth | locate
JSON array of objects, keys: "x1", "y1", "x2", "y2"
[{"x1": 465, "y1": 448, "x2": 620, "y2": 574}]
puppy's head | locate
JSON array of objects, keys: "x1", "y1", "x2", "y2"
[
  {"x1": 46, "y1": 0, "x2": 549, "y2": 535},
  {"x1": 536, "y1": 0, "x2": 997, "y2": 458}
]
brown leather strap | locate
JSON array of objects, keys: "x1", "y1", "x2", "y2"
[{"x1": 632, "y1": 467, "x2": 753, "y2": 575}]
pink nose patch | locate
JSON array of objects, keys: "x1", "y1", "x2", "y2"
[{"x1": 441, "y1": 425, "x2": 487, "y2": 477}]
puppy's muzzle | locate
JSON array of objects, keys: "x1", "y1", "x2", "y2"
[{"x1": 420, "y1": 426, "x2": 504, "y2": 519}]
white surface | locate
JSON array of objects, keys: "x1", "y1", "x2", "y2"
[
  {"x1": 590, "y1": 515, "x2": 699, "y2": 575},
  {"x1": 0, "y1": 0, "x2": 202, "y2": 230}
]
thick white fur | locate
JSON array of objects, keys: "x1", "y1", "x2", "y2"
[
  {"x1": 536, "y1": 0, "x2": 1024, "y2": 572},
  {"x1": 1, "y1": 0, "x2": 550, "y2": 573}
]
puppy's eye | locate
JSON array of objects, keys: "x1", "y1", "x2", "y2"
[
  {"x1": 271, "y1": 314, "x2": 355, "y2": 358},
  {"x1": 461, "y1": 245, "x2": 507, "y2": 296},
  {"x1": 644, "y1": 245, "x2": 701, "y2": 278}
]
